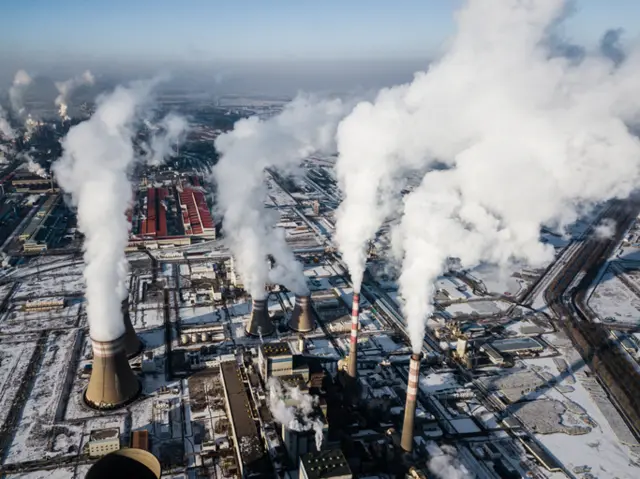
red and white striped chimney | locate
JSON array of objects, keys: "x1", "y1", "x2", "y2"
[
  {"x1": 346, "y1": 293, "x2": 360, "y2": 380},
  {"x1": 401, "y1": 353, "x2": 422, "y2": 453}
]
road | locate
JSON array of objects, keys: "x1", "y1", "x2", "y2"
[{"x1": 543, "y1": 200, "x2": 640, "y2": 439}]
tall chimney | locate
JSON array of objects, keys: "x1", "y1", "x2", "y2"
[
  {"x1": 85, "y1": 335, "x2": 141, "y2": 409},
  {"x1": 401, "y1": 353, "x2": 423, "y2": 453},
  {"x1": 288, "y1": 295, "x2": 314, "y2": 332},
  {"x1": 245, "y1": 298, "x2": 275, "y2": 337},
  {"x1": 346, "y1": 293, "x2": 360, "y2": 380},
  {"x1": 121, "y1": 299, "x2": 142, "y2": 358}
]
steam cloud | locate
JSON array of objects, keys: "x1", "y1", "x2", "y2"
[
  {"x1": 20, "y1": 151, "x2": 48, "y2": 178},
  {"x1": 334, "y1": 0, "x2": 640, "y2": 353},
  {"x1": 9, "y1": 70, "x2": 33, "y2": 115},
  {"x1": 427, "y1": 443, "x2": 471, "y2": 479},
  {"x1": 213, "y1": 96, "x2": 347, "y2": 298},
  {"x1": 55, "y1": 70, "x2": 95, "y2": 121},
  {"x1": 594, "y1": 218, "x2": 616, "y2": 239},
  {"x1": 0, "y1": 106, "x2": 15, "y2": 140},
  {"x1": 145, "y1": 113, "x2": 189, "y2": 166},
  {"x1": 53, "y1": 80, "x2": 157, "y2": 341},
  {"x1": 267, "y1": 377, "x2": 324, "y2": 451}
]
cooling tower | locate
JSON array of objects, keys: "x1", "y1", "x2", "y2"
[
  {"x1": 121, "y1": 299, "x2": 142, "y2": 358},
  {"x1": 346, "y1": 293, "x2": 360, "y2": 380},
  {"x1": 401, "y1": 353, "x2": 423, "y2": 453},
  {"x1": 288, "y1": 295, "x2": 314, "y2": 332},
  {"x1": 86, "y1": 448, "x2": 161, "y2": 479},
  {"x1": 85, "y1": 335, "x2": 141, "y2": 409},
  {"x1": 245, "y1": 298, "x2": 275, "y2": 337}
]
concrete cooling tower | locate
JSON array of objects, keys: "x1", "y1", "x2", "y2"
[
  {"x1": 245, "y1": 298, "x2": 275, "y2": 337},
  {"x1": 121, "y1": 299, "x2": 142, "y2": 358},
  {"x1": 85, "y1": 335, "x2": 141, "y2": 409},
  {"x1": 288, "y1": 295, "x2": 314, "y2": 332},
  {"x1": 86, "y1": 448, "x2": 161, "y2": 479},
  {"x1": 401, "y1": 353, "x2": 423, "y2": 453}
]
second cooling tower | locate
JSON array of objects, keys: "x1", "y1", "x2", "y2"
[
  {"x1": 288, "y1": 295, "x2": 314, "y2": 333},
  {"x1": 85, "y1": 334, "x2": 141, "y2": 409},
  {"x1": 245, "y1": 298, "x2": 275, "y2": 337}
]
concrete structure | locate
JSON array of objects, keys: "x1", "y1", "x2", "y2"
[
  {"x1": 346, "y1": 293, "x2": 360, "y2": 381},
  {"x1": 122, "y1": 299, "x2": 142, "y2": 358},
  {"x1": 85, "y1": 335, "x2": 141, "y2": 409},
  {"x1": 259, "y1": 342, "x2": 293, "y2": 379},
  {"x1": 245, "y1": 298, "x2": 275, "y2": 337},
  {"x1": 289, "y1": 295, "x2": 315, "y2": 332},
  {"x1": 299, "y1": 449, "x2": 352, "y2": 479},
  {"x1": 401, "y1": 353, "x2": 422, "y2": 453},
  {"x1": 88, "y1": 428, "x2": 121, "y2": 457},
  {"x1": 282, "y1": 418, "x2": 328, "y2": 464},
  {"x1": 86, "y1": 448, "x2": 161, "y2": 479},
  {"x1": 490, "y1": 337, "x2": 544, "y2": 354}
]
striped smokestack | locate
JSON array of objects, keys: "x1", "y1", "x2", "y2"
[
  {"x1": 245, "y1": 298, "x2": 275, "y2": 337},
  {"x1": 401, "y1": 353, "x2": 422, "y2": 453},
  {"x1": 346, "y1": 293, "x2": 360, "y2": 380},
  {"x1": 288, "y1": 295, "x2": 314, "y2": 332},
  {"x1": 85, "y1": 335, "x2": 141, "y2": 409}
]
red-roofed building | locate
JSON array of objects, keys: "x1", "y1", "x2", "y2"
[{"x1": 178, "y1": 187, "x2": 215, "y2": 239}]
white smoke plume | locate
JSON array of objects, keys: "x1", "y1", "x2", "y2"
[
  {"x1": 0, "y1": 106, "x2": 15, "y2": 140},
  {"x1": 19, "y1": 151, "x2": 48, "y2": 178},
  {"x1": 52, "y1": 80, "x2": 157, "y2": 341},
  {"x1": 55, "y1": 70, "x2": 95, "y2": 121},
  {"x1": 146, "y1": 113, "x2": 189, "y2": 166},
  {"x1": 594, "y1": 218, "x2": 616, "y2": 239},
  {"x1": 213, "y1": 95, "x2": 348, "y2": 298},
  {"x1": 427, "y1": 444, "x2": 471, "y2": 479},
  {"x1": 334, "y1": 0, "x2": 640, "y2": 353},
  {"x1": 267, "y1": 377, "x2": 324, "y2": 451},
  {"x1": 9, "y1": 70, "x2": 33, "y2": 115}
]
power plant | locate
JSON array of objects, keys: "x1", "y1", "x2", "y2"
[
  {"x1": 85, "y1": 335, "x2": 141, "y2": 409},
  {"x1": 346, "y1": 293, "x2": 360, "y2": 380},
  {"x1": 401, "y1": 353, "x2": 422, "y2": 453},
  {"x1": 121, "y1": 299, "x2": 142, "y2": 358},
  {"x1": 245, "y1": 298, "x2": 275, "y2": 337},
  {"x1": 288, "y1": 295, "x2": 314, "y2": 332}
]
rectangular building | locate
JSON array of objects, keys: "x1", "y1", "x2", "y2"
[
  {"x1": 299, "y1": 449, "x2": 352, "y2": 479},
  {"x1": 88, "y1": 428, "x2": 120, "y2": 457}
]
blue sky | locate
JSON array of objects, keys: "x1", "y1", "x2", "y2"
[{"x1": 1, "y1": 0, "x2": 638, "y2": 64}]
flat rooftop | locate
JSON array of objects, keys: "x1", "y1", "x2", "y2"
[
  {"x1": 90, "y1": 428, "x2": 120, "y2": 442},
  {"x1": 491, "y1": 337, "x2": 544, "y2": 353},
  {"x1": 220, "y1": 361, "x2": 268, "y2": 473},
  {"x1": 300, "y1": 449, "x2": 352, "y2": 479},
  {"x1": 261, "y1": 342, "x2": 292, "y2": 357}
]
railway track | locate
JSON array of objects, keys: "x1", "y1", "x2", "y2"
[{"x1": 544, "y1": 201, "x2": 640, "y2": 439}]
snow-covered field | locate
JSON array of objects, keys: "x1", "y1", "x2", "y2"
[{"x1": 588, "y1": 268, "x2": 640, "y2": 325}]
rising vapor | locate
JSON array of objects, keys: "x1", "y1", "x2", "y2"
[
  {"x1": 267, "y1": 377, "x2": 324, "y2": 451},
  {"x1": 213, "y1": 95, "x2": 348, "y2": 298},
  {"x1": 53, "y1": 80, "x2": 156, "y2": 341},
  {"x1": 334, "y1": 0, "x2": 640, "y2": 353},
  {"x1": 19, "y1": 151, "x2": 48, "y2": 178},
  {"x1": 9, "y1": 70, "x2": 33, "y2": 115},
  {"x1": 55, "y1": 70, "x2": 95, "y2": 121},
  {"x1": 0, "y1": 106, "x2": 14, "y2": 140},
  {"x1": 146, "y1": 113, "x2": 189, "y2": 166}
]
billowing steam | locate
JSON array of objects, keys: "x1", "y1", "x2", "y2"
[
  {"x1": 427, "y1": 443, "x2": 471, "y2": 479},
  {"x1": 213, "y1": 96, "x2": 347, "y2": 298},
  {"x1": 334, "y1": 0, "x2": 640, "y2": 353},
  {"x1": 595, "y1": 218, "x2": 616, "y2": 239},
  {"x1": 19, "y1": 151, "x2": 48, "y2": 178},
  {"x1": 53, "y1": 80, "x2": 156, "y2": 341},
  {"x1": 267, "y1": 377, "x2": 324, "y2": 451},
  {"x1": 55, "y1": 70, "x2": 95, "y2": 121},
  {"x1": 0, "y1": 106, "x2": 15, "y2": 140},
  {"x1": 9, "y1": 70, "x2": 33, "y2": 115},
  {"x1": 146, "y1": 113, "x2": 189, "y2": 166}
]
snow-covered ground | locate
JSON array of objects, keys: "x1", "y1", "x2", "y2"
[{"x1": 588, "y1": 267, "x2": 640, "y2": 325}]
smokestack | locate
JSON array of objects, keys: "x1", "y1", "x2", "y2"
[
  {"x1": 346, "y1": 293, "x2": 360, "y2": 380},
  {"x1": 401, "y1": 353, "x2": 423, "y2": 453},
  {"x1": 121, "y1": 299, "x2": 142, "y2": 358},
  {"x1": 288, "y1": 295, "x2": 314, "y2": 332},
  {"x1": 85, "y1": 335, "x2": 141, "y2": 409},
  {"x1": 245, "y1": 298, "x2": 275, "y2": 337}
]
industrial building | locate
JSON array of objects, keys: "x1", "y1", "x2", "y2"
[
  {"x1": 19, "y1": 194, "x2": 68, "y2": 253},
  {"x1": 219, "y1": 361, "x2": 271, "y2": 477},
  {"x1": 258, "y1": 342, "x2": 311, "y2": 382},
  {"x1": 88, "y1": 428, "x2": 121, "y2": 457},
  {"x1": 299, "y1": 449, "x2": 352, "y2": 479},
  {"x1": 490, "y1": 337, "x2": 544, "y2": 355}
]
